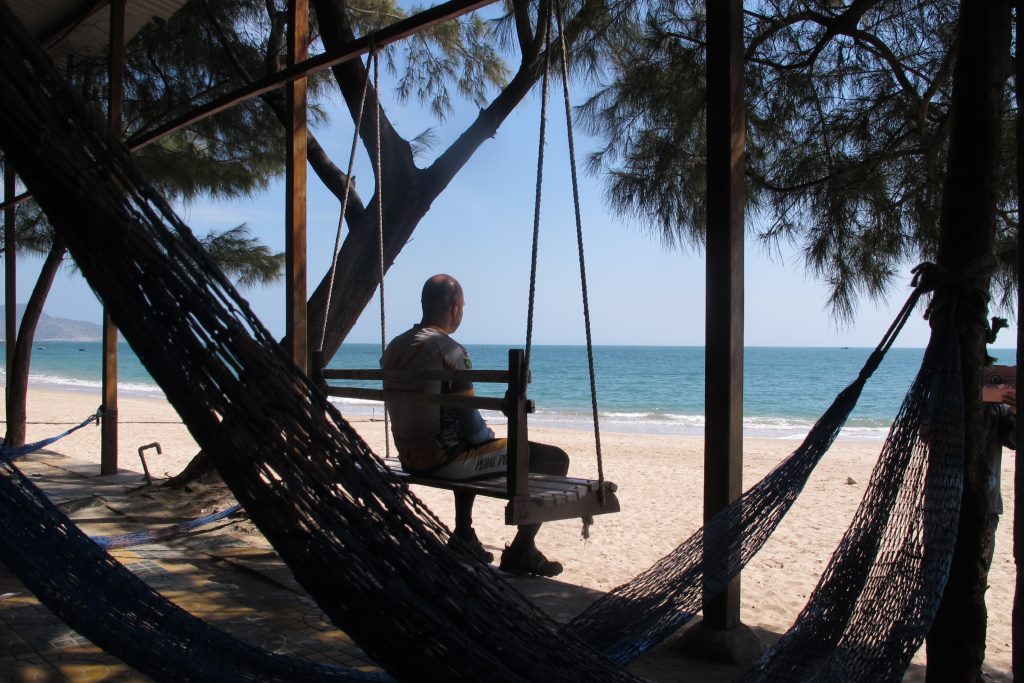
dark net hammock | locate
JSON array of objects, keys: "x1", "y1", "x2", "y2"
[{"x1": 0, "y1": 5, "x2": 964, "y2": 681}]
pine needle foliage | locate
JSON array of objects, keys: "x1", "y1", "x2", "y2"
[
  {"x1": 199, "y1": 224, "x2": 285, "y2": 287},
  {"x1": 580, "y1": 0, "x2": 1017, "y2": 320}
]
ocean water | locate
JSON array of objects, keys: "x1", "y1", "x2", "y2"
[{"x1": 2, "y1": 341, "x2": 1014, "y2": 440}]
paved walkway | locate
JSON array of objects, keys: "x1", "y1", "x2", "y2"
[
  {"x1": 3, "y1": 451, "x2": 729, "y2": 682},
  {"x1": 0, "y1": 450, "x2": 938, "y2": 682},
  {"x1": 1, "y1": 452, "x2": 392, "y2": 681}
]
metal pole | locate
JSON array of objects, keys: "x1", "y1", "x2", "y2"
[
  {"x1": 703, "y1": 0, "x2": 745, "y2": 631},
  {"x1": 285, "y1": 0, "x2": 308, "y2": 374},
  {"x1": 101, "y1": 0, "x2": 125, "y2": 475}
]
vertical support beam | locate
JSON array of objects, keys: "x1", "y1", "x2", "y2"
[
  {"x1": 285, "y1": 0, "x2": 309, "y2": 374},
  {"x1": 505, "y1": 349, "x2": 531, "y2": 525},
  {"x1": 1015, "y1": 4, "x2": 1024, "y2": 678},
  {"x1": 703, "y1": 0, "x2": 745, "y2": 631},
  {"x1": 101, "y1": 0, "x2": 126, "y2": 475},
  {"x1": 4, "y1": 160, "x2": 15, "y2": 417}
]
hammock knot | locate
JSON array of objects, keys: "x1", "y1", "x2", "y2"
[
  {"x1": 920, "y1": 256, "x2": 996, "y2": 326},
  {"x1": 909, "y1": 262, "x2": 940, "y2": 293}
]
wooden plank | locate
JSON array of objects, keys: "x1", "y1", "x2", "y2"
[
  {"x1": 382, "y1": 457, "x2": 612, "y2": 506},
  {"x1": 507, "y1": 349, "x2": 530, "y2": 513},
  {"x1": 100, "y1": 0, "x2": 125, "y2": 477},
  {"x1": 327, "y1": 386, "x2": 505, "y2": 411},
  {"x1": 285, "y1": 0, "x2": 308, "y2": 374},
  {"x1": 4, "y1": 159, "x2": 15, "y2": 402},
  {"x1": 323, "y1": 367, "x2": 510, "y2": 383},
  {"x1": 703, "y1": 0, "x2": 745, "y2": 630}
]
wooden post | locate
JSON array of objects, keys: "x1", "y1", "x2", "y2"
[
  {"x1": 285, "y1": 0, "x2": 309, "y2": 374},
  {"x1": 505, "y1": 349, "x2": 531, "y2": 524},
  {"x1": 703, "y1": 0, "x2": 745, "y2": 631},
  {"x1": 1015, "y1": 3, "x2": 1024, "y2": 677},
  {"x1": 4, "y1": 160, "x2": 15, "y2": 419},
  {"x1": 101, "y1": 0, "x2": 126, "y2": 475}
]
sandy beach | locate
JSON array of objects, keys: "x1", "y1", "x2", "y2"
[{"x1": 4, "y1": 386, "x2": 1016, "y2": 680}]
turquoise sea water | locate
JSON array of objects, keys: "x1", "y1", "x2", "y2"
[{"x1": 2, "y1": 341, "x2": 1015, "y2": 439}]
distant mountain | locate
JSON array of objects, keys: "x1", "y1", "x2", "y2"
[{"x1": 0, "y1": 306, "x2": 103, "y2": 342}]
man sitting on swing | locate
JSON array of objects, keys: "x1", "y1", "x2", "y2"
[{"x1": 381, "y1": 273, "x2": 567, "y2": 577}]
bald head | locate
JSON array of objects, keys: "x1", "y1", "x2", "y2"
[{"x1": 421, "y1": 274, "x2": 464, "y2": 332}]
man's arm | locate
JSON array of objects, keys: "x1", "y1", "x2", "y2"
[{"x1": 449, "y1": 386, "x2": 494, "y2": 445}]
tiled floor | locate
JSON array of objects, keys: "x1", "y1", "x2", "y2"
[
  {"x1": 0, "y1": 452, "x2": 800, "y2": 683},
  {"x1": 0, "y1": 453, "x2": 383, "y2": 682}
]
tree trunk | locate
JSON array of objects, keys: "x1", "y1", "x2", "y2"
[
  {"x1": 926, "y1": 2, "x2": 1012, "y2": 681},
  {"x1": 4, "y1": 239, "x2": 65, "y2": 448}
]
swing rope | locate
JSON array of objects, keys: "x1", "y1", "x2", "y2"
[
  {"x1": 524, "y1": 1, "x2": 607, "y2": 517},
  {"x1": 315, "y1": 49, "x2": 390, "y2": 456},
  {"x1": 317, "y1": 53, "x2": 374, "y2": 355},
  {"x1": 372, "y1": 50, "x2": 391, "y2": 458},
  {"x1": 554, "y1": 0, "x2": 604, "y2": 497},
  {"x1": 524, "y1": 9, "x2": 551, "y2": 372}
]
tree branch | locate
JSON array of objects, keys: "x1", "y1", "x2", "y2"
[
  {"x1": 512, "y1": 0, "x2": 534, "y2": 59},
  {"x1": 423, "y1": 0, "x2": 603, "y2": 193},
  {"x1": 312, "y1": 0, "x2": 418, "y2": 190},
  {"x1": 745, "y1": 10, "x2": 819, "y2": 58},
  {"x1": 202, "y1": 0, "x2": 367, "y2": 218}
]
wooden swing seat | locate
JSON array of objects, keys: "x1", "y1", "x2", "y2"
[
  {"x1": 315, "y1": 349, "x2": 620, "y2": 526},
  {"x1": 381, "y1": 456, "x2": 618, "y2": 525}
]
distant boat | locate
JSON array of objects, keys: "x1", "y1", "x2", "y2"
[
  {"x1": 841, "y1": 346, "x2": 849, "y2": 349},
  {"x1": 78, "y1": 348, "x2": 85, "y2": 351},
  {"x1": 36, "y1": 346, "x2": 45, "y2": 350}
]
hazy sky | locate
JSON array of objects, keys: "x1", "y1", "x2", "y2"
[{"x1": 9, "y1": 43, "x2": 1018, "y2": 351}]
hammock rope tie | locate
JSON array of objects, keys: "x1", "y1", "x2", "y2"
[
  {"x1": 1, "y1": 412, "x2": 98, "y2": 462},
  {"x1": 1, "y1": 413, "x2": 244, "y2": 550},
  {"x1": 94, "y1": 503, "x2": 244, "y2": 550},
  {"x1": 920, "y1": 255, "x2": 996, "y2": 327},
  {"x1": 857, "y1": 261, "x2": 939, "y2": 383}
]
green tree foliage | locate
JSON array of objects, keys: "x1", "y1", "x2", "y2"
[
  {"x1": 77, "y1": 0, "x2": 322, "y2": 200},
  {"x1": 1, "y1": 204, "x2": 282, "y2": 289},
  {"x1": 580, "y1": 0, "x2": 1017, "y2": 319},
  {"x1": 200, "y1": 224, "x2": 284, "y2": 286}
]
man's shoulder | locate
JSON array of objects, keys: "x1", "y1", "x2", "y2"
[
  {"x1": 436, "y1": 334, "x2": 471, "y2": 368},
  {"x1": 383, "y1": 325, "x2": 467, "y2": 369},
  {"x1": 416, "y1": 330, "x2": 471, "y2": 370}
]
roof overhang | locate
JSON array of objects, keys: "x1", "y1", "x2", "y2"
[{"x1": 7, "y1": 0, "x2": 189, "y2": 67}]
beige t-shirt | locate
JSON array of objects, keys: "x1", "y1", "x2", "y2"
[{"x1": 380, "y1": 325, "x2": 492, "y2": 471}]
